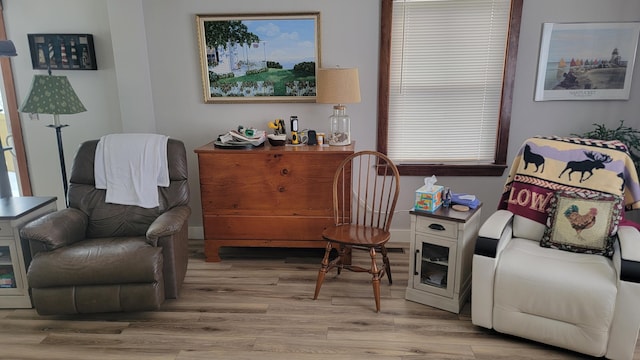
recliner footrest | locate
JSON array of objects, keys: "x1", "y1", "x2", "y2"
[{"x1": 28, "y1": 237, "x2": 163, "y2": 288}]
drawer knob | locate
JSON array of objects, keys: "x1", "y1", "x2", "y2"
[
  {"x1": 281, "y1": 168, "x2": 289, "y2": 175},
  {"x1": 278, "y1": 186, "x2": 286, "y2": 192},
  {"x1": 428, "y1": 223, "x2": 445, "y2": 231}
]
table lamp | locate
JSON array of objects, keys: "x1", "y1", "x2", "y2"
[
  {"x1": 316, "y1": 67, "x2": 361, "y2": 146},
  {"x1": 20, "y1": 73, "x2": 86, "y2": 205},
  {"x1": 0, "y1": 40, "x2": 18, "y2": 198}
]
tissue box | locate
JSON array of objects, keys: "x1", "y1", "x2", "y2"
[{"x1": 414, "y1": 185, "x2": 444, "y2": 212}]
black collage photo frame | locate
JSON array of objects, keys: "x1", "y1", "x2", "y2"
[{"x1": 27, "y1": 33, "x2": 97, "y2": 71}]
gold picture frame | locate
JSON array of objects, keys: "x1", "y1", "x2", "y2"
[{"x1": 196, "y1": 12, "x2": 321, "y2": 103}]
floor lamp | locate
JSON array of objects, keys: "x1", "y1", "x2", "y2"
[
  {"x1": 0, "y1": 40, "x2": 18, "y2": 198},
  {"x1": 19, "y1": 72, "x2": 86, "y2": 206}
]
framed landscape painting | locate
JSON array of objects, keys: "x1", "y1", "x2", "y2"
[
  {"x1": 196, "y1": 12, "x2": 320, "y2": 103},
  {"x1": 534, "y1": 22, "x2": 640, "y2": 101}
]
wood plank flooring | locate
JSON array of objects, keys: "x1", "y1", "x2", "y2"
[{"x1": 0, "y1": 240, "x2": 638, "y2": 360}]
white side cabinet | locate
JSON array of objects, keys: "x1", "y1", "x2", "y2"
[
  {"x1": 405, "y1": 204, "x2": 481, "y2": 313},
  {"x1": 0, "y1": 197, "x2": 57, "y2": 308}
]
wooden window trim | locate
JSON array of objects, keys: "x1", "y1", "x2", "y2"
[{"x1": 376, "y1": 0, "x2": 523, "y2": 177}]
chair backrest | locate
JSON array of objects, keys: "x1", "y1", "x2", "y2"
[
  {"x1": 67, "y1": 138, "x2": 189, "y2": 238},
  {"x1": 503, "y1": 136, "x2": 640, "y2": 241},
  {"x1": 513, "y1": 215, "x2": 546, "y2": 240},
  {"x1": 332, "y1": 151, "x2": 400, "y2": 231}
]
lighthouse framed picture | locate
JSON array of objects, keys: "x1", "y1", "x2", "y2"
[
  {"x1": 27, "y1": 34, "x2": 97, "y2": 71},
  {"x1": 196, "y1": 12, "x2": 320, "y2": 103},
  {"x1": 534, "y1": 22, "x2": 640, "y2": 101}
]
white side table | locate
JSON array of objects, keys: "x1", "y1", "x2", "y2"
[
  {"x1": 405, "y1": 204, "x2": 482, "y2": 313},
  {"x1": 0, "y1": 196, "x2": 56, "y2": 308}
]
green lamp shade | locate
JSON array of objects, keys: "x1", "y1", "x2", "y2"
[{"x1": 20, "y1": 75, "x2": 86, "y2": 115}]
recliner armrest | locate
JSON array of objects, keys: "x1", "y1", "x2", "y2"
[
  {"x1": 475, "y1": 210, "x2": 514, "y2": 258},
  {"x1": 146, "y1": 205, "x2": 191, "y2": 243},
  {"x1": 20, "y1": 208, "x2": 88, "y2": 253},
  {"x1": 618, "y1": 225, "x2": 640, "y2": 283},
  {"x1": 479, "y1": 209, "x2": 514, "y2": 239}
]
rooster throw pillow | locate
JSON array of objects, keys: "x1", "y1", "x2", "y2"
[{"x1": 541, "y1": 190, "x2": 623, "y2": 256}]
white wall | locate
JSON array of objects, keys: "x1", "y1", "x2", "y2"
[
  {"x1": 4, "y1": 0, "x2": 640, "y2": 237},
  {"x1": 4, "y1": 0, "x2": 122, "y2": 211}
]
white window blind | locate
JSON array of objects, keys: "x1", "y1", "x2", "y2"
[{"x1": 388, "y1": 0, "x2": 511, "y2": 164}]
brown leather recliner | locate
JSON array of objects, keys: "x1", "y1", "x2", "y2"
[{"x1": 20, "y1": 138, "x2": 190, "y2": 315}]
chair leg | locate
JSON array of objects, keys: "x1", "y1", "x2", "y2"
[
  {"x1": 381, "y1": 245, "x2": 392, "y2": 285},
  {"x1": 314, "y1": 242, "x2": 333, "y2": 300},
  {"x1": 370, "y1": 247, "x2": 381, "y2": 312},
  {"x1": 337, "y1": 244, "x2": 345, "y2": 275},
  {"x1": 335, "y1": 244, "x2": 354, "y2": 275},
  {"x1": 342, "y1": 245, "x2": 353, "y2": 266}
]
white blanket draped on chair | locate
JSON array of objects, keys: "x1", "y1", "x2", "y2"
[{"x1": 95, "y1": 133, "x2": 169, "y2": 208}]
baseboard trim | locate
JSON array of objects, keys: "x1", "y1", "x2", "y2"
[
  {"x1": 389, "y1": 228, "x2": 410, "y2": 247},
  {"x1": 189, "y1": 226, "x2": 204, "y2": 240},
  {"x1": 189, "y1": 226, "x2": 410, "y2": 248}
]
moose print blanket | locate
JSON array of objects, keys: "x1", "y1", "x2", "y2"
[{"x1": 499, "y1": 136, "x2": 640, "y2": 224}]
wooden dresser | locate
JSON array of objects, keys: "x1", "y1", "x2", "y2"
[{"x1": 194, "y1": 142, "x2": 355, "y2": 262}]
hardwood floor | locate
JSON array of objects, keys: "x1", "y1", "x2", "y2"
[{"x1": 0, "y1": 240, "x2": 638, "y2": 360}]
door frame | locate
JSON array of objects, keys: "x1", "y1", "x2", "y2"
[{"x1": 0, "y1": 1, "x2": 32, "y2": 196}]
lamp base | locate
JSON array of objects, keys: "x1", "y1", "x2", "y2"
[{"x1": 328, "y1": 105, "x2": 351, "y2": 146}]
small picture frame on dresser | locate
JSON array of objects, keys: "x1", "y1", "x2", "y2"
[{"x1": 27, "y1": 33, "x2": 97, "y2": 70}]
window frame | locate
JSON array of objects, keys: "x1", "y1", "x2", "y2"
[{"x1": 376, "y1": 0, "x2": 523, "y2": 176}]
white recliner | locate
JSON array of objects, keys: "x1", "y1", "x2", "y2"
[
  {"x1": 472, "y1": 136, "x2": 640, "y2": 360},
  {"x1": 473, "y1": 212, "x2": 640, "y2": 359}
]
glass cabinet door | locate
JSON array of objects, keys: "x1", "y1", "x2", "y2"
[
  {"x1": 413, "y1": 234, "x2": 456, "y2": 298},
  {"x1": 0, "y1": 242, "x2": 25, "y2": 294}
]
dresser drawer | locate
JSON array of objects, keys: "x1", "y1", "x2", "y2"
[
  {"x1": 199, "y1": 184, "x2": 334, "y2": 216},
  {"x1": 414, "y1": 216, "x2": 458, "y2": 239},
  {"x1": 203, "y1": 215, "x2": 333, "y2": 240},
  {"x1": 0, "y1": 221, "x2": 13, "y2": 237},
  {"x1": 198, "y1": 152, "x2": 342, "y2": 215},
  {"x1": 198, "y1": 152, "x2": 338, "y2": 183}
]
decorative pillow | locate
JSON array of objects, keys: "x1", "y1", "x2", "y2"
[{"x1": 541, "y1": 190, "x2": 623, "y2": 256}]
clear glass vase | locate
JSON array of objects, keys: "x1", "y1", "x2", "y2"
[{"x1": 328, "y1": 105, "x2": 351, "y2": 146}]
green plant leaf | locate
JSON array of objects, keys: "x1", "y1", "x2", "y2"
[{"x1": 572, "y1": 120, "x2": 640, "y2": 172}]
